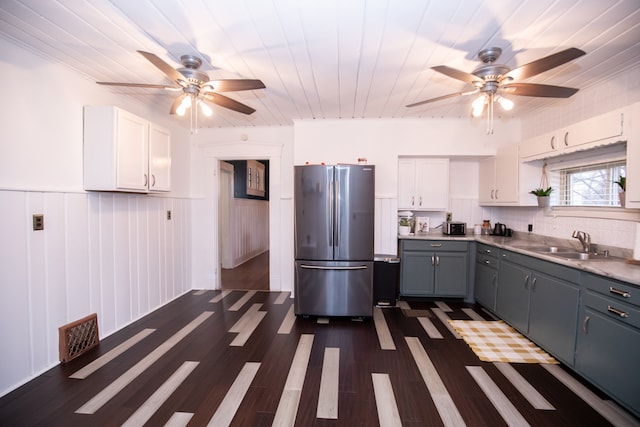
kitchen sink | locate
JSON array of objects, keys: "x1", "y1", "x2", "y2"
[
  {"x1": 513, "y1": 245, "x2": 575, "y2": 253},
  {"x1": 548, "y1": 252, "x2": 613, "y2": 261}
]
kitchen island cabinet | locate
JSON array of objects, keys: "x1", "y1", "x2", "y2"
[
  {"x1": 399, "y1": 239, "x2": 468, "y2": 298},
  {"x1": 576, "y1": 273, "x2": 640, "y2": 417}
]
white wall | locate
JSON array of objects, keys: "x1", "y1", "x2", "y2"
[{"x1": 0, "y1": 38, "x2": 194, "y2": 396}]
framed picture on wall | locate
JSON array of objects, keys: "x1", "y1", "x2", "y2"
[{"x1": 416, "y1": 217, "x2": 429, "y2": 234}]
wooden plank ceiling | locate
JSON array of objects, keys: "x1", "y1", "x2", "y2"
[{"x1": 0, "y1": 0, "x2": 638, "y2": 128}]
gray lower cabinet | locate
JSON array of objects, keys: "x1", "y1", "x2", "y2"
[
  {"x1": 576, "y1": 273, "x2": 640, "y2": 417},
  {"x1": 400, "y1": 240, "x2": 468, "y2": 297},
  {"x1": 474, "y1": 244, "x2": 498, "y2": 310},
  {"x1": 495, "y1": 250, "x2": 580, "y2": 366}
]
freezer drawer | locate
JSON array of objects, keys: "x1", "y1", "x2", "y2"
[{"x1": 294, "y1": 260, "x2": 373, "y2": 317}]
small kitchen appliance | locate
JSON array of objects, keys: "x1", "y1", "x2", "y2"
[{"x1": 442, "y1": 221, "x2": 466, "y2": 235}]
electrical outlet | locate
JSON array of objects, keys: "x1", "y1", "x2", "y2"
[
  {"x1": 33, "y1": 214, "x2": 44, "y2": 231},
  {"x1": 167, "y1": 210, "x2": 172, "y2": 220}
]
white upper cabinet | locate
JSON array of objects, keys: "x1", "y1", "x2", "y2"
[
  {"x1": 246, "y1": 159, "x2": 265, "y2": 197},
  {"x1": 398, "y1": 158, "x2": 449, "y2": 211},
  {"x1": 479, "y1": 144, "x2": 538, "y2": 206},
  {"x1": 624, "y1": 103, "x2": 640, "y2": 208},
  {"x1": 84, "y1": 106, "x2": 171, "y2": 193},
  {"x1": 521, "y1": 109, "x2": 625, "y2": 162}
]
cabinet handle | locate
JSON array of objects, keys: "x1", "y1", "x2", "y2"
[
  {"x1": 524, "y1": 275, "x2": 529, "y2": 288},
  {"x1": 550, "y1": 135, "x2": 555, "y2": 149},
  {"x1": 484, "y1": 260, "x2": 490, "y2": 264},
  {"x1": 490, "y1": 189, "x2": 495, "y2": 199},
  {"x1": 419, "y1": 196, "x2": 422, "y2": 206},
  {"x1": 583, "y1": 316, "x2": 590, "y2": 334},
  {"x1": 430, "y1": 243, "x2": 442, "y2": 247},
  {"x1": 495, "y1": 189, "x2": 499, "y2": 199},
  {"x1": 531, "y1": 277, "x2": 537, "y2": 291},
  {"x1": 609, "y1": 287, "x2": 631, "y2": 298},
  {"x1": 436, "y1": 256, "x2": 440, "y2": 266},
  {"x1": 564, "y1": 131, "x2": 569, "y2": 147},
  {"x1": 144, "y1": 174, "x2": 148, "y2": 186},
  {"x1": 151, "y1": 174, "x2": 156, "y2": 187},
  {"x1": 607, "y1": 305, "x2": 629, "y2": 318},
  {"x1": 484, "y1": 249, "x2": 491, "y2": 254},
  {"x1": 411, "y1": 196, "x2": 414, "y2": 206},
  {"x1": 431, "y1": 255, "x2": 435, "y2": 266}
]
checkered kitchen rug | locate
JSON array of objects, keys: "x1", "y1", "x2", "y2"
[{"x1": 447, "y1": 320, "x2": 558, "y2": 364}]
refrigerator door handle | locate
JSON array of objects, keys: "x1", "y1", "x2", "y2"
[
  {"x1": 299, "y1": 264, "x2": 368, "y2": 270},
  {"x1": 335, "y1": 177, "x2": 340, "y2": 248},
  {"x1": 328, "y1": 179, "x2": 334, "y2": 247}
]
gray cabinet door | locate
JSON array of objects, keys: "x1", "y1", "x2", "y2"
[
  {"x1": 576, "y1": 305, "x2": 640, "y2": 416},
  {"x1": 528, "y1": 273, "x2": 579, "y2": 366},
  {"x1": 496, "y1": 260, "x2": 530, "y2": 333},
  {"x1": 475, "y1": 261, "x2": 497, "y2": 311},
  {"x1": 400, "y1": 251, "x2": 435, "y2": 296},
  {"x1": 435, "y1": 251, "x2": 468, "y2": 296}
]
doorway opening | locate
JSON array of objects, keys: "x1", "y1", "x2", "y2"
[{"x1": 219, "y1": 159, "x2": 270, "y2": 291}]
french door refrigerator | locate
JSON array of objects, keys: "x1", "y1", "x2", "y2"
[{"x1": 294, "y1": 164, "x2": 375, "y2": 317}]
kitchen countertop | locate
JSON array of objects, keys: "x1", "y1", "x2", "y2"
[{"x1": 399, "y1": 231, "x2": 640, "y2": 286}]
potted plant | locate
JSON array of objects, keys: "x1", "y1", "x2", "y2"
[
  {"x1": 530, "y1": 186, "x2": 553, "y2": 207},
  {"x1": 398, "y1": 217, "x2": 412, "y2": 236},
  {"x1": 615, "y1": 176, "x2": 626, "y2": 206}
]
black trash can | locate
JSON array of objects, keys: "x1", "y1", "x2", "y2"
[{"x1": 373, "y1": 254, "x2": 400, "y2": 307}]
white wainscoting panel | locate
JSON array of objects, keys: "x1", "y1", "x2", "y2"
[
  {"x1": 375, "y1": 197, "x2": 398, "y2": 256},
  {"x1": 228, "y1": 198, "x2": 269, "y2": 268},
  {"x1": 0, "y1": 190, "x2": 191, "y2": 397}
]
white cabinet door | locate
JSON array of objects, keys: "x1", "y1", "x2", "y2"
[
  {"x1": 520, "y1": 131, "x2": 559, "y2": 161},
  {"x1": 626, "y1": 104, "x2": 640, "y2": 208},
  {"x1": 398, "y1": 158, "x2": 449, "y2": 211},
  {"x1": 478, "y1": 157, "x2": 496, "y2": 204},
  {"x1": 148, "y1": 125, "x2": 171, "y2": 192},
  {"x1": 115, "y1": 110, "x2": 149, "y2": 191},
  {"x1": 494, "y1": 144, "x2": 519, "y2": 203},
  {"x1": 563, "y1": 111, "x2": 623, "y2": 150}
]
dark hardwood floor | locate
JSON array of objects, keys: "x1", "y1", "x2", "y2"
[
  {"x1": 222, "y1": 251, "x2": 269, "y2": 291},
  {"x1": 0, "y1": 291, "x2": 637, "y2": 426}
]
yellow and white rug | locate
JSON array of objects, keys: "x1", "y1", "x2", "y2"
[{"x1": 447, "y1": 320, "x2": 558, "y2": 364}]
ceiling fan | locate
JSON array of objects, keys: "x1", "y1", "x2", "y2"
[
  {"x1": 97, "y1": 50, "x2": 265, "y2": 128},
  {"x1": 406, "y1": 47, "x2": 586, "y2": 133}
]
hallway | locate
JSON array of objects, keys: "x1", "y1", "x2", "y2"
[{"x1": 222, "y1": 251, "x2": 269, "y2": 291}]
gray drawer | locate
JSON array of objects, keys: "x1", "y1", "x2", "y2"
[
  {"x1": 583, "y1": 273, "x2": 639, "y2": 308},
  {"x1": 476, "y1": 253, "x2": 498, "y2": 268},
  {"x1": 477, "y1": 243, "x2": 498, "y2": 258},
  {"x1": 583, "y1": 290, "x2": 640, "y2": 330},
  {"x1": 403, "y1": 240, "x2": 468, "y2": 252}
]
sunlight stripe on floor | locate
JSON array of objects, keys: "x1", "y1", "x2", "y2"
[
  {"x1": 462, "y1": 308, "x2": 485, "y2": 321},
  {"x1": 373, "y1": 307, "x2": 396, "y2": 350},
  {"x1": 435, "y1": 301, "x2": 452, "y2": 312},
  {"x1": 542, "y1": 364, "x2": 640, "y2": 427},
  {"x1": 466, "y1": 366, "x2": 530, "y2": 426},
  {"x1": 272, "y1": 334, "x2": 314, "y2": 427},
  {"x1": 405, "y1": 337, "x2": 466, "y2": 427},
  {"x1": 164, "y1": 412, "x2": 193, "y2": 427},
  {"x1": 122, "y1": 361, "x2": 199, "y2": 427},
  {"x1": 278, "y1": 305, "x2": 296, "y2": 334},
  {"x1": 69, "y1": 328, "x2": 155, "y2": 379},
  {"x1": 207, "y1": 362, "x2": 261, "y2": 427},
  {"x1": 431, "y1": 308, "x2": 461, "y2": 339},
  {"x1": 209, "y1": 290, "x2": 232, "y2": 303},
  {"x1": 274, "y1": 292, "x2": 289, "y2": 304},
  {"x1": 228, "y1": 291, "x2": 257, "y2": 311},
  {"x1": 193, "y1": 289, "x2": 207, "y2": 295},
  {"x1": 317, "y1": 348, "x2": 340, "y2": 419},
  {"x1": 494, "y1": 362, "x2": 554, "y2": 410},
  {"x1": 75, "y1": 311, "x2": 213, "y2": 414},
  {"x1": 418, "y1": 317, "x2": 443, "y2": 339},
  {"x1": 372, "y1": 373, "x2": 402, "y2": 427},
  {"x1": 396, "y1": 301, "x2": 411, "y2": 310}
]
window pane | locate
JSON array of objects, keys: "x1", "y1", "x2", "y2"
[{"x1": 558, "y1": 161, "x2": 625, "y2": 207}]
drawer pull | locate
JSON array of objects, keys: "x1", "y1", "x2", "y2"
[
  {"x1": 531, "y1": 277, "x2": 537, "y2": 290},
  {"x1": 583, "y1": 316, "x2": 590, "y2": 334},
  {"x1": 609, "y1": 287, "x2": 631, "y2": 298},
  {"x1": 524, "y1": 275, "x2": 529, "y2": 288},
  {"x1": 607, "y1": 305, "x2": 629, "y2": 318},
  {"x1": 485, "y1": 260, "x2": 490, "y2": 264},
  {"x1": 484, "y1": 249, "x2": 492, "y2": 253},
  {"x1": 430, "y1": 243, "x2": 442, "y2": 247}
]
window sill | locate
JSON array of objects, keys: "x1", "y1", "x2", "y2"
[{"x1": 544, "y1": 206, "x2": 640, "y2": 221}]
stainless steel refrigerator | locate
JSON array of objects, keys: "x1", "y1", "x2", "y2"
[{"x1": 294, "y1": 164, "x2": 375, "y2": 317}]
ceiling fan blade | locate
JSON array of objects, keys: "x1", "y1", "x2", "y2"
[
  {"x1": 432, "y1": 66, "x2": 482, "y2": 85},
  {"x1": 503, "y1": 48, "x2": 585, "y2": 81},
  {"x1": 170, "y1": 93, "x2": 188, "y2": 115},
  {"x1": 97, "y1": 81, "x2": 180, "y2": 90},
  {"x1": 406, "y1": 89, "x2": 478, "y2": 108},
  {"x1": 137, "y1": 50, "x2": 187, "y2": 85},
  {"x1": 202, "y1": 79, "x2": 266, "y2": 92},
  {"x1": 201, "y1": 93, "x2": 256, "y2": 114},
  {"x1": 501, "y1": 83, "x2": 579, "y2": 98}
]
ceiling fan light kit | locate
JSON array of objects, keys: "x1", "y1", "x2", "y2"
[
  {"x1": 97, "y1": 51, "x2": 265, "y2": 133},
  {"x1": 407, "y1": 46, "x2": 586, "y2": 134}
]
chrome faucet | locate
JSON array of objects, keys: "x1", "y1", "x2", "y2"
[{"x1": 572, "y1": 230, "x2": 591, "y2": 253}]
